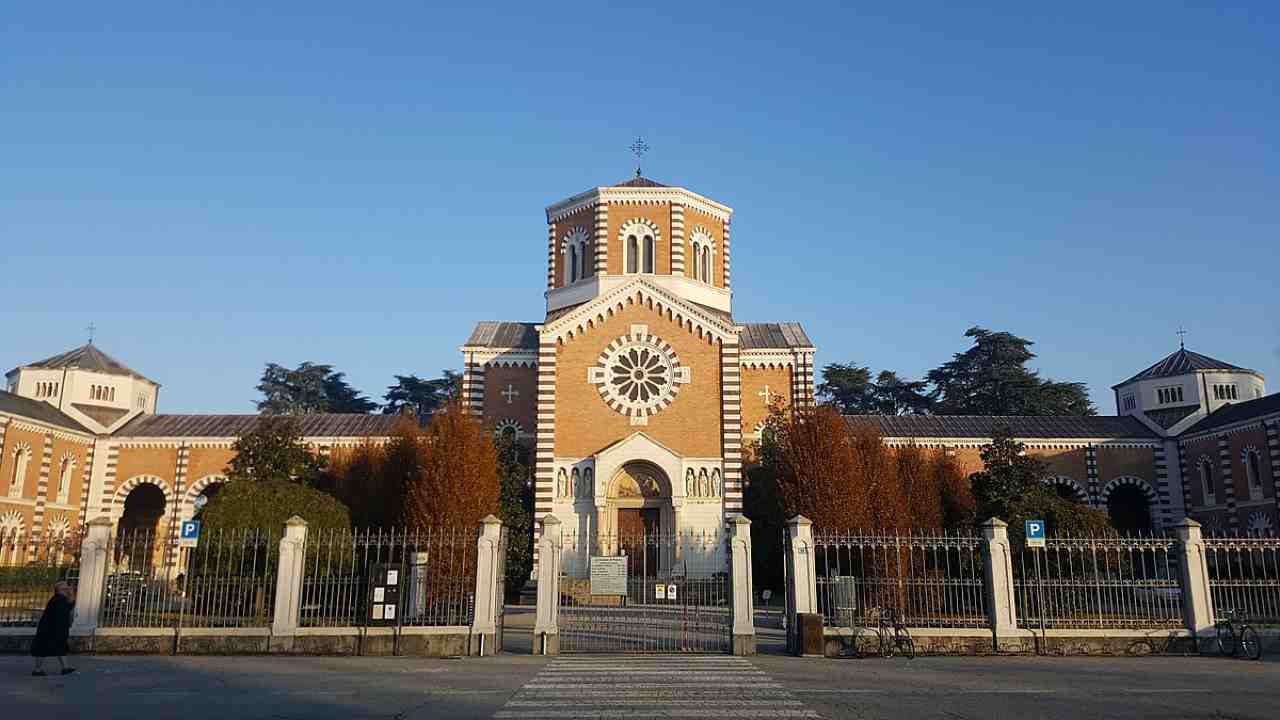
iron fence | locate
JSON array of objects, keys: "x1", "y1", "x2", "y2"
[
  {"x1": 806, "y1": 530, "x2": 988, "y2": 629},
  {"x1": 1204, "y1": 535, "x2": 1280, "y2": 627},
  {"x1": 1013, "y1": 536, "x2": 1183, "y2": 630},
  {"x1": 299, "y1": 527, "x2": 478, "y2": 629},
  {"x1": 0, "y1": 531, "x2": 83, "y2": 627},
  {"x1": 557, "y1": 531, "x2": 731, "y2": 653},
  {"x1": 180, "y1": 528, "x2": 278, "y2": 628}
]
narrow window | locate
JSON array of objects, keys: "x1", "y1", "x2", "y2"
[
  {"x1": 627, "y1": 236, "x2": 638, "y2": 273},
  {"x1": 1201, "y1": 459, "x2": 1215, "y2": 504},
  {"x1": 57, "y1": 460, "x2": 72, "y2": 503},
  {"x1": 692, "y1": 241, "x2": 701, "y2": 279},
  {"x1": 10, "y1": 449, "x2": 30, "y2": 498},
  {"x1": 702, "y1": 247, "x2": 711, "y2": 283},
  {"x1": 569, "y1": 245, "x2": 578, "y2": 283},
  {"x1": 110, "y1": 387, "x2": 116, "y2": 402},
  {"x1": 1246, "y1": 451, "x2": 1262, "y2": 491},
  {"x1": 643, "y1": 235, "x2": 654, "y2": 273}
]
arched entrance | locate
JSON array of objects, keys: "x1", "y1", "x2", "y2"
[
  {"x1": 605, "y1": 462, "x2": 673, "y2": 577},
  {"x1": 1102, "y1": 476, "x2": 1156, "y2": 534},
  {"x1": 117, "y1": 482, "x2": 167, "y2": 571}
]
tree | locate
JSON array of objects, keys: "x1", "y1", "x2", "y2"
[
  {"x1": 400, "y1": 401, "x2": 500, "y2": 527},
  {"x1": 382, "y1": 371, "x2": 461, "y2": 419},
  {"x1": 817, "y1": 364, "x2": 931, "y2": 415},
  {"x1": 256, "y1": 362, "x2": 376, "y2": 415},
  {"x1": 322, "y1": 438, "x2": 404, "y2": 528},
  {"x1": 200, "y1": 481, "x2": 351, "y2": 534},
  {"x1": 967, "y1": 427, "x2": 1048, "y2": 521},
  {"x1": 226, "y1": 415, "x2": 324, "y2": 486},
  {"x1": 926, "y1": 327, "x2": 1095, "y2": 416},
  {"x1": 495, "y1": 432, "x2": 534, "y2": 597}
]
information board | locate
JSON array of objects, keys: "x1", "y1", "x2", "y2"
[{"x1": 589, "y1": 556, "x2": 628, "y2": 596}]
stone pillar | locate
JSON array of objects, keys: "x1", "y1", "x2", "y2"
[
  {"x1": 271, "y1": 516, "x2": 308, "y2": 646},
  {"x1": 784, "y1": 515, "x2": 817, "y2": 655},
  {"x1": 70, "y1": 516, "x2": 113, "y2": 636},
  {"x1": 728, "y1": 514, "x2": 756, "y2": 655},
  {"x1": 470, "y1": 514, "x2": 503, "y2": 656},
  {"x1": 1175, "y1": 518, "x2": 1215, "y2": 650},
  {"x1": 533, "y1": 514, "x2": 563, "y2": 655},
  {"x1": 981, "y1": 518, "x2": 1019, "y2": 649}
]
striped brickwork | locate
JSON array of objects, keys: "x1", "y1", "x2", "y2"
[
  {"x1": 532, "y1": 335, "x2": 558, "y2": 569},
  {"x1": 27, "y1": 433, "x2": 53, "y2": 558},
  {"x1": 165, "y1": 444, "x2": 190, "y2": 570},
  {"x1": 721, "y1": 340, "x2": 743, "y2": 514},
  {"x1": 1218, "y1": 435, "x2": 1238, "y2": 530},
  {"x1": 100, "y1": 443, "x2": 120, "y2": 516},
  {"x1": 721, "y1": 218, "x2": 731, "y2": 290},
  {"x1": 1177, "y1": 443, "x2": 1193, "y2": 521},
  {"x1": 791, "y1": 351, "x2": 815, "y2": 410},
  {"x1": 1085, "y1": 445, "x2": 1099, "y2": 506},
  {"x1": 1268, "y1": 420, "x2": 1280, "y2": 512},
  {"x1": 593, "y1": 203, "x2": 609, "y2": 275},
  {"x1": 77, "y1": 441, "x2": 95, "y2": 524},
  {"x1": 461, "y1": 353, "x2": 486, "y2": 418},
  {"x1": 546, "y1": 221, "x2": 557, "y2": 290},
  {"x1": 670, "y1": 203, "x2": 686, "y2": 275},
  {"x1": 1154, "y1": 444, "x2": 1173, "y2": 528}
]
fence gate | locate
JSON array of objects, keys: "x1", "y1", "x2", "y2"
[{"x1": 557, "y1": 531, "x2": 730, "y2": 653}]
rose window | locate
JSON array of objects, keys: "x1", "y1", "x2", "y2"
[{"x1": 588, "y1": 325, "x2": 692, "y2": 425}]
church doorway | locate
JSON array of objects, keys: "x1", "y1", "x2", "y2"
[{"x1": 605, "y1": 461, "x2": 672, "y2": 571}]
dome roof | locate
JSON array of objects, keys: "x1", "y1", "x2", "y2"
[
  {"x1": 14, "y1": 343, "x2": 157, "y2": 384},
  {"x1": 1113, "y1": 347, "x2": 1256, "y2": 389}
]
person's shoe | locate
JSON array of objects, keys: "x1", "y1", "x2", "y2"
[
  {"x1": 60, "y1": 668, "x2": 76, "y2": 676},
  {"x1": 32, "y1": 671, "x2": 47, "y2": 677}
]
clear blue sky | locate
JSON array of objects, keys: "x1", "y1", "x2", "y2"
[{"x1": 3, "y1": 2, "x2": 1277, "y2": 413}]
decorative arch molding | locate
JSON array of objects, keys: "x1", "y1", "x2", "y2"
[
  {"x1": 7, "y1": 441, "x2": 32, "y2": 498},
  {"x1": 560, "y1": 225, "x2": 590, "y2": 285},
  {"x1": 1040, "y1": 475, "x2": 1087, "y2": 503},
  {"x1": 1100, "y1": 475, "x2": 1157, "y2": 505},
  {"x1": 111, "y1": 475, "x2": 175, "y2": 519},
  {"x1": 182, "y1": 475, "x2": 228, "y2": 517},
  {"x1": 544, "y1": 276, "x2": 738, "y2": 345},
  {"x1": 45, "y1": 513, "x2": 71, "y2": 539},
  {"x1": 619, "y1": 218, "x2": 661, "y2": 275},
  {"x1": 0, "y1": 509, "x2": 24, "y2": 538},
  {"x1": 493, "y1": 419, "x2": 524, "y2": 438}
]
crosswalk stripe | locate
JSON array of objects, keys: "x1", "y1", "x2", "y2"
[{"x1": 492, "y1": 657, "x2": 821, "y2": 719}]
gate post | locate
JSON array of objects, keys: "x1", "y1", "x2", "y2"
[
  {"x1": 70, "y1": 516, "x2": 113, "y2": 638},
  {"x1": 533, "y1": 514, "x2": 563, "y2": 655},
  {"x1": 980, "y1": 518, "x2": 1019, "y2": 651},
  {"x1": 1174, "y1": 518, "x2": 1215, "y2": 650},
  {"x1": 470, "y1": 514, "x2": 504, "y2": 656},
  {"x1": 784, "y1": 515, "x2": 817, "y2": 655},
  {"x1": 728, "y1": 514, "x2": 756, "y2": 655},
  {"x1": 270, "y1": 516, "x2": 308, "y2": 651}
]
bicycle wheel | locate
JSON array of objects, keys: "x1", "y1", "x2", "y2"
[
  {"x1": 1216, "y1": 623, "x2": 1236, "y2": 657},
  {"x1": 896, "y1": 627, "x2": 915, "y2": 660},
  {"x1": 1127, "y1": 640, "x2": 1154, "y2": 656},
  {"x1": 879, "y1": 627, "x2": 894, "y2": 658},
  {"x1": 1239, "y1": 626, "x2": 1262, "y2": 661}
]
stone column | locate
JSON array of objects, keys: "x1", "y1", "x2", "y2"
[
  {"x1": 728, "y1": 514, "x2": 756, "y2": 655},
  {"x1": 70, "y1": 516, "x2": 113, "y2": 637},
  {"x1": 470, "y1": 514, "x2": 503, "y2": 656},
  {"x1": 784, "y1": 515, "x2": 817, "y2": 655},
  {"x1": 981, "y1": 518, "x2": 1019, "y2": 650},
  {"x1": 533, "y1": 514, "x2": 563, "y2": 655},
  {"x1": 270, "y1": 516, "x2": 308, "y2": 649},
  {"x1": 1175, "y1": 518, "x2": 1215, "y2": 650}
]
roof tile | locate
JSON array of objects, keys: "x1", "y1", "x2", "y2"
[
  {"x1": 1114, "y1": 348, "x2": 1254, "y2": 388},
  {"x1": 846, "y1": 414, "x2": 1158, "y2": 440},
  {"x1": 113, "y1": 413, "x2": 400, "y2": 438}
]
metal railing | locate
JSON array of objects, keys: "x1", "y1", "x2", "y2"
[
  {"x1": 99, "y1": 530, "x2": 184, "y2": 628},
  {"x1": 180, "y1": 528, "x2": 278, "y2": 629},
  {"x1": 1205, "y1": 535, "x2": 1280, "y2": 627},
  {"x1": 557, "y1": 531, "x2": 731, "y2": 653},
  {"x1": 299, "y1": 527, "x2": 479, "y2": 629},
  {"x1": 0, "y1": 531, "x2": 83, "y2": 627},
  {"x1": 807, "y1": 531, "x2": 988, "y2": 629},
  {"x1": 1014, "y1": 536, "x2": 1183, "y2": 630}
]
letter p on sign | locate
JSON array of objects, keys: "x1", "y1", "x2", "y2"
[{"x1": 1025, "y1": 519, "x2": 1046, "y2": 548}]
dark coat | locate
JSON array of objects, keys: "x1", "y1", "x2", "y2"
[{"x1": 31, "y1": 594, "x2": 73, "y2": 657}]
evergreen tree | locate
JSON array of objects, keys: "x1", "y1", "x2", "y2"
[
  {"x1": 382, "y1": 371, "x2": 460, "y2": 419},
  {"x1": 226, "y1": 415, "x2": 324, "y2": 486},
  {"x1": 256, "y1": 362, "x2": 376, "y2": 414},
  {"x1": 967, "y1": 427, "x2": 1047, "y2": 520},
  {"x1": 927, "y1": 327, "x2": 1095, "y2": 416}
]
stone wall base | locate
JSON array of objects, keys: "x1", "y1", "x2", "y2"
[
  {"x1": 823, "y1": 627, "x2": 1220, "y2": 657},
  {"x1": 732, "y1": 633, "x2": 756, "y2": 656},
  {"x1": 1, "y1": 627, "x2": 483, "y2": 657}
]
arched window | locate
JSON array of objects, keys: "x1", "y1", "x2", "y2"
[
  {"x1": 643, "y1": 235, "x2": 655, "y2": 273},
  {"x1": 57, "y1": 458, "x2": 74, "y2": 503},
  {"x1": 9, "y1": 447, "x2": 31, "y2": 498},
  {"x1": 110, "y1": 387, "x2": 116, "y2": 402},
  {"x1": 569, "y1": 245, "x2": 578, "y2": 283},
  {"x1": 1244, "y1": 449, "x2": 1264, "y2": 498},
  {"x1": 701, "y1": 246, "x2": 711, "y2": 282},
  {"x1": 1200, "y1": 458, "x2": 1215, "y2": 504},
  {"x1": 691, "y1": 241, "x2": 701, "y2": 279},
  {"x1": 627, "y1": 235, "x2": 639, "y2": 273}
]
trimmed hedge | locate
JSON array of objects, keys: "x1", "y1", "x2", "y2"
[{"x1": 200, "y1": 481, "x2": 351, "y2": 535}]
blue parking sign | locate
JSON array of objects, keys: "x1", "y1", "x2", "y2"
[
  {"x1": 179, "y1": 520, "x2": 200, "y2": 547},
  {"x1": 1025, "y1": 519, "x2": 1046, "y2": 548}
]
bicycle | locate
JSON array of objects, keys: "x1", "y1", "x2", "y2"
[
  {"x1": 873, "y1": 607, "x2": 915, "y2": 659},
  {"x1": 1213, "y1": 609, "x2": 1262, "y2": 661}
]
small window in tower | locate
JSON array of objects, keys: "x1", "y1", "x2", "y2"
[
  {"x1": 691, "y1": 241, "x2": 701, "y2": 280},
  {"x1": 627, "y1": 236, "x2": 638, "y2": 273},
  {"x1": 702, "y1": 246, "x2": 710, "y2": 283},
  {"x1": 643, "y1": 236, "x2": 654, "y2": 273},
  {"x1": 110, "y1": 387, "x2": 116, "y2": 402},
  {"x1": 569, "y1": 245, "x2": 578, "y2": 283}
]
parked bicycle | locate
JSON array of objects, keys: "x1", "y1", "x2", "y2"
[
  {"x1": 873, "y1": 607, "x2": 914, "y2": 659},
  {"x1": 1213, "y1": 609, "x2": 1262, "y2": 661}
]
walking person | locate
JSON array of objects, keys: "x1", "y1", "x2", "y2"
[{"x1": 31, "y1": 581, "x2": 76, "y2": 677}]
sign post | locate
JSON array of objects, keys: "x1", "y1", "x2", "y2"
[
  {"x1": 178, "y1": 520, "x2": 201, "y2": 548},
  {"x1": 1025, "y1": 519, "x2": 1047, "y2": 649}
]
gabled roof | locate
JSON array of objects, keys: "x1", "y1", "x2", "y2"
[
  {"x1": 1182, "y1": 393, "x2": 1280, "y2": 436},
  {"x1": 1114, "y1": 348, "x2": 1255, "y2": 388},
  {"x1": 0, "y1": 390, "x2": 92, "y2": 434},
  {"x1": 14, "y1": 343, "x2": 157, "y2": 384},
  {"x1": 113, "y1": 413, "x2": 401, "y2": 438},
  {"x1": 846, "y1": 414, "x2": 1159, "y2": 440},
  {"x1": 463, "y1": 322, "x2": 539, "y2": 350},
  {"x1": 739, "y1": 323, "x2": 814, "y2": 350},
  {"x1": 611, "y1": 174, "x2": 668, "y2": 188}
]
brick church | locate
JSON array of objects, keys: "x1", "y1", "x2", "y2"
[{"x1": 1, "y1": 172, "x2": 1278, "y2": 563}]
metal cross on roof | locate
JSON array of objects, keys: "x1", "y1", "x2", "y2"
[
  {"x1": 629, "y1": 137, "x2": 649, "y2": 177},
  {"x1": 1176, "y1": 326, "x2": 1187, "y2": 349}
]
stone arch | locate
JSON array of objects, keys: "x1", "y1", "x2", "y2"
[
  {"x1": 608, "y1": 461, "x2": 671, "y2": 500},
  {"x1": 183, "y1": 474, "x2": 228, "y2": 518},
  {"x1": 1102, "y1": 475, "x2": 1157, "y2": 533},
  {"x1": 1041, "y1": 475, "x2": 1087, "y2": 503},
  {"x1": 0, "y1": 510, "x2": 25, "y2": 564},
  {"x1": 1100, "y1": 475, "x2": 1157, "y2": 505},
  {"x1": 112, "y1": 475, "x2": 174, "y2": 522}
]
